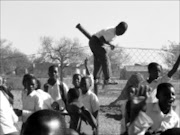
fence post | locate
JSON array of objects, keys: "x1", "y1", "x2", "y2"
[{"x1": 94, "y1": 83, "x2": 99, "y2": 135}]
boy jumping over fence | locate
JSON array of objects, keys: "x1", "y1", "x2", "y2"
[{"x1": 89, "y1": 22, "x2": 128, "y2": 85}]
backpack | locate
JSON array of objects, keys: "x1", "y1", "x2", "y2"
[{"x1": 67, "y1": 104, "x2": 97, "y2": 135}]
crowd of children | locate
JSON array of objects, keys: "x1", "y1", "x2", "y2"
[
  {"x1": 1, "y1": 54, "x2": 180, "y2": 135},
  {"x1": 0, "y1": 53, "x2": 180, "y2": 135},
  {"x1": 0, "y1": 20, "x2": 180, "y2": 135},
  {"x1": 0, "y1": 58, "x2": 99, "y2": 135}
]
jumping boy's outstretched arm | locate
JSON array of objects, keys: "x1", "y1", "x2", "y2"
[
  {"x1": 99, "y1": 36, "x2": 115, "y2": 50},
  {"x1": 168, "y1": 54, "x2": 180, "y2": 78},
  {"x1": 84, "y1": 58, "x2": 90, "y2": 75}
]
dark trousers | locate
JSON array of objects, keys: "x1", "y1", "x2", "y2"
[{"x1": 89, "y1": 36, "x2": 111, "y2": 80}]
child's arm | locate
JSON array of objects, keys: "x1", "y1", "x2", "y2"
[
  {"x1": 84, "y1": 58, "x2": 94, "y2": 89},
  {"x1": 99, "y1": 36, "x2": 115, "y2": 50},
  {"x1": 84, "y1": 58, "x2": 90, "y2": 76},
  {"x1": 129, "y1": 85, "x2": 151, "y2": 124},
  {"x1": 168, "y1": 54, "x2": 180, "y2": 78}
]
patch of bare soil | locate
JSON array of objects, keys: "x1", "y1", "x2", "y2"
[{"x1": 100, "y1": 105, "x2": 122, "y2": 121}]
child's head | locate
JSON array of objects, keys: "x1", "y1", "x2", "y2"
[
  {"x1": 148, "y1": 62, "x2": 162, "y2": 80},
  {"x1": 21, "y1": 109, "x2": 66, "y2": 135},
  {"x1": 156, "y1": 83, "x2": 175, "y2": 113},
  {"x1": 22, "y1": 74, "x2": 36, "y2": 93},
  {"x1": 22, "y1": 74, "x2": 31, "y2": 88},
  {"x1": 72, "y1": 74, "x2": 82, "y2": 88},
  {"x1": 67, "y1": 88, "x2": 80, "y2": 104},
  {"x1": 80, "y1": 76, "x2": 91, "y2": 95},
  {"x1": 48, "y1": 65, "x2": 59, "y2": 79},
  {"x1": 115, "y1": 21, "x2": 128, "y2": 36}
]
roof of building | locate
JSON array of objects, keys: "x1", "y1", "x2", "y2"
[{"x1": 125, "y1": 65, "x2": 148, "y2": 72}]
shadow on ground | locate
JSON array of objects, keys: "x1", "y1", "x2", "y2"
[{"x1": 100, "y1": 105, "x2": 122, "y2": 121}]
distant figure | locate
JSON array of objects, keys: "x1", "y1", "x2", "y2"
[
  {"x1": 44, "y1": 65, "x2": 69, "y2": 110},
  {"x1": 20, "y1": 109, "x2": 67, "y2": 135},
  {"x1": 89, "y1": 22, "x2": 128, "y2": 85}
]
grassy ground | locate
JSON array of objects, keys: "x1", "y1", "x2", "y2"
[{"x1": 11, "y1": 80, "x2": 180, "y2": 135}]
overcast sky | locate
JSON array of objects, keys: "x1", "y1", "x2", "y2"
[{"x1": 1, "y1": 1, "x2": 179, "y2": 55}]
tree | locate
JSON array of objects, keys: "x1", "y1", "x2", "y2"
[
  {"x1": 0, "y1": 39, "x2": 12, "y2": 74},
  {"x1": 39, "y1": 36, "x2": 88, "y2": 81},
  {"x1": 161, "y1": 42, "x2": 180, "y2": 68},
  {"x1": 0, "y1": 39, "x2": 31, "y2": 75}
]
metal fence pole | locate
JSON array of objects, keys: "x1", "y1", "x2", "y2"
[{"x1": 94, "y1": 83, "x2": 99, "y2": 135}]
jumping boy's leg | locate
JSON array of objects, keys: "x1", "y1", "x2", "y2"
[
  {"x1": 98, "y1": 50, "x2": 117, "y2": 85},
  {"x1": 99, "y1": 51, "x2": 111, "y2": 80},
  {"x1": 89, "y1": 36, "x2": 118, "y2": 85},
  {"x1": 93, "y1": 55, "x2": 102, "y2": 83}
]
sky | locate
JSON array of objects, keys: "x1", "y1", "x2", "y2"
[{"x1": 1, "y1": 0, "x2": 179, "y2": 55}]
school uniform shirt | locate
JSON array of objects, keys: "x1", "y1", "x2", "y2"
[
  {"x1": 0, "y1": 91, "x2": 19, "y2": 134},
  {"x1": 146, "y1": 102, "x2": 180, "y2": 132},
  {"x1": 128, "y1": 102, "x2": 180, "y2": 135},
  {"x1": 141, "y1": 74, "x2": 171, "y2": 103},
  {"x1": 128, "y1": 111, "x2": 153, "y2": 135},
  {"x1": 95, "y1": 27, "x2": 116, "y2": 42},
  {"x1": 36, "y1": 89, "x2": 54, "y2": 109},
  {"x1": 46, "y1": 80, "x2": 68, "y2": 109},
  {"x1": 22, "y1": 90, "x2": 44, "y2": 123},
  {"x1": 80, "y1": 90, "x2": 99, "y2": 114}
]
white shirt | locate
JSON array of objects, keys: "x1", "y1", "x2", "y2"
[
  {"x1": 36, "y1": 89, "x2": 54, "y2": 109},
  {"x1": 22, "y1": 90, "x2": 44, "y2": 122},
  {"x1": 80, "y1": 90, "x2": 99, "y2": 114},
  {"x1": 146, "y1": 102, "x2": 180, "y2": 132},
  {"x1": 95, "y1": 27, "x2": 116, "y2": 42},
  {"x1": 128, "y1": 111, "x2": 153, "y2": 135},
  {"x1": 47, "y1": 80, "x2": 68, "y2": 109},
  {"x1": 141, "y1": 75, "x2": 171, "y2": 103},
  {"x1": 0, "y1": 91, "x2": 19, "y2": 134},
  {"x1": 128, "y1": 103, "x2": 180, "y2": 135}
]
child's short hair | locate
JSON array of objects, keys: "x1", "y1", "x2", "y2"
[
  {"x1": 156, "y1": 82, "x2": 174, "y2": 97},
  {"x1": 148, "y1": 62, "x2": 161, "y2": 72},
  {"x1": 48, "y1": 64, "x2": 58, "y2": 73},
  {"x1": 21, "y1": 109, "x2": 66, "y2": 135},
  {"x1": 68, "y1": 88, "x2": 80, "y2": 104},
  {"x1": 116, "y1": 21, "x2": 128, "y2": 29},
  {"x1": 72, "y1": 74, "x2": 82, "y2": 80},
  {"x1": 116, "y1": 21, "x2": 128, "y2": 35},
  {"x1": 22, "y1": 74, "x2": 35, "y2": 86},
  {"x1": 81, "y1": 76, "x2": 91, "y2": 85}
]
